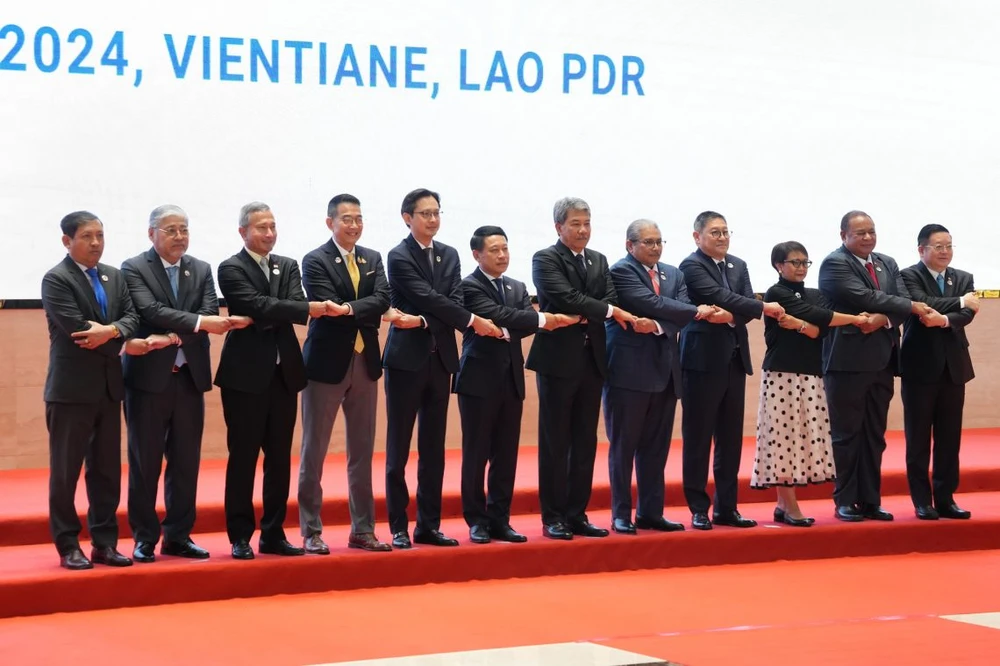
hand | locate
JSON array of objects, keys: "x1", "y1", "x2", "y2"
[
  {"x1": 381, "y1": 307, "x2": 403, "y2": 323},
  {"x1": 199, "y1": 315, "x2": 233, "y2": 335},
  {"x1": 145, "y1": 334, "x2": 175, "y2": 350},
  {"x1": 611, "y1": 306, "x2": 637, "y2": 330},
  {"x1": 71, "y1": 321, "x2": 117, "y2": 349},
  {"x1": 852, "y1": 314, "x2": 869, "y2": 327},
  {"x1": 124, "y1": 338, "x2": 153, "y2": 356},
  {"x1": 920, "y1": 309, "x2": 949, "y2": 328},
  {"x1": 326, "y1": 301, "x2": 351, "y2": 316},
  {"x1": 541, "y1": 313, "x2": 582, "y2": 331},
  {"x1": 694, "y1": 304, "x2": 716, "y2": 320},
  {"x1": 227, "y1": 315, "x2": 253, "y2": 330},
  {"x1": 308, "y1": 301, "x2": 329, "y2": 318},
  {"x1": 632, "y1": 318, "x2": 658, "y2": 334},
  {"x1": 910, "y1": 301, "x2": 933, "y2": 316},
  {"x1": 706, "y1": 307, "x2": 733, "y2": 324},
  {"x1": 964, "y1": 292, "x2": 980, "y2": 313},
  {"x1": 858, "y1": 313, "x2": 888, "y2": 334},
  {"x1": 777, "y1": 314, "x2": 801, "y2": 331},
  {"x1": 389, "y1": 312, "x2": 423, "y2": 329},
  {"x1": 471, "y1": 315, "x2": 500, "y2": 337},
  {"x1": 762, "y1": 301, "x2": 785, "y2": 319}
]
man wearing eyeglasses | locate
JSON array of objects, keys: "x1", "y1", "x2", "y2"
[
  {"x1": 899, "y1": 224, "x2": 978, "y2": 521},
  {"x1": 383, "y1": 188, "x2": 503, "y2": 549},
  {"x1": 121, "y1": 205, "x2": 248, "y2": 563},
  {"x1": 679, "y1": 211, "x2": 785, "y2": 531}
]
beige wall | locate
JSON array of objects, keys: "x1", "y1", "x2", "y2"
[{"x1": 2, "y1": 304, "x2": 998, "y2": 470}]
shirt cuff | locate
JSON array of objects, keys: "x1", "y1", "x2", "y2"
[
  {"x1": 193, "y1": 315, "x2": 201, "y2": 333},
  {"x1": 346, "y1": 303, "x2": 354, "y2": 316},
  {"x1": 960, "y1": 296, "x2": 965, "y2": 309},
  {"x1": 468, "y1": 314, "x2": 475, "y2": 328},
  {"x1": 420, "y1": 316, "x2": 429, "y2": 329},
  {"x1": 501, "y1": 326, "x2": 511, "y2": 341},
  {"x1": 537, "y1": 312, "x2": 547, "y2": 328},
  {"x1": 654, "y1": 321, "x2": 663, "y2": 336},
  {"x1": 606, "y1": 304, "x2": 614, "y2": 319}
]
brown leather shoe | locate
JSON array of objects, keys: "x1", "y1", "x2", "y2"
[
  {"x1": 348, "y1": 532, "x2": 392, "y2": 552},
  {"x1": 303, "y1": 534, "x2": 330, "y2": 555}
]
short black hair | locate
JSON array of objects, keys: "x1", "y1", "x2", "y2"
[
  {"x1": 840, "y1": 210, "x2": 871, "y2": 233},
  {"x1": 60, "y1": 211, "x2": 101, "y2": 238},
  {"x1": 917, "y1": 223, "x2": 950, "y2": 246},
  {"x1": 694, "y1": 211, "x2": 725, "y2": 232},
  {"x1": 401, "y1": 188, "x2": 440, "y2": 216},
  {"x1": 470, "y1": 225, "x2": 507, "y2": 251},
  {"x1": 327, "y1": 193, "x2": 361, "y2": 218},
  {"x1": 770, "y1": 240, "x2": 808, "y2": 270}
]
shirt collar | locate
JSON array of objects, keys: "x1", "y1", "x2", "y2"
[
  {"x1": 478, "y1": 266, "x2": 502, "y2": 282},
  {"x1": 850, "y1": 252, "x2": 872, "y2": 265},
  {"x1": 246, "y1": 249, "x2": 268, "y2": 266},
  {"x1": 73, "y1": 260, "x2": 94, "y2": 274},
  {"x1": 332, "y1": 237, "x2": 355, "y2": 258},
  {"x1": 414, "y1": 237, "x2": 433, "y2": 251},
  {"x1": 159, "y1": 254, "x2": 181, "y2": 270}
]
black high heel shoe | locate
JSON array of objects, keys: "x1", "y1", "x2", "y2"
[{"x1": 774, "y1": 507, "x2": 814, "y2": 527}]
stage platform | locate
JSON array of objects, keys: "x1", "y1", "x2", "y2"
[{"x1": 1, "y1": 429, "x2": 998, "y2": 618}]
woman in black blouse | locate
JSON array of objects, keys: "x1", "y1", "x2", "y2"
[{"x1": 751, "y1": 241, "x2": 866, "y2": 525}]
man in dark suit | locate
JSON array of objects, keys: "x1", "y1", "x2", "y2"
[
  {"x1": 819, "y1": 210, "x2": 932, "y2": 522},
  {"x1": 679, "y1": 211, "x2": 784, "y2": 531},
  {"x1": 900, "y1": 224, "x2": 978, "y2": 520},
  {"x1": 121, "y1": 204, "x2": 245, "y2": 563},
  {"x1": 455, "y1": 226, "x2": 580, "y2": 544},
  {"x1": 298, "y1": 193, "x2": 398, "y2": 555},
  {"x1": 527, "y1": 197, "x2": 636, "y2": 540},
  {"x1": 215, "y1": 201, "x2": 339, "y2": 560},
  {"x1": 42, "y1": 211, "x2": 140, "y2": 569},
  {"x1": 383, "y1": 188, "x2": 502, "y2": 549},
  {"x1": 605, "y1": 220, "x2": 718, "y2": 535}
]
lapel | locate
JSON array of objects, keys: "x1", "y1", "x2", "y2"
[
  {"x1": 840, "y1": 245, "x2": 878, "y2": 290},
  {"x1": 322, "y1": 240, "x2": 355, "y2": 298},
  {"x1": 472, "y1": 267, "x2": 504, "y2": 305},
  {"x1": 267, "y1": 256, "x2": 281, "y2": 297},
  {"x1": 237, "y1": 249, "x2": 271, "y2": 295},
  {"x1": 695, "y1": 249, "x2": 725, "y2": 286},
  {"x1": 404, "y1": 235, "x2": 435, "y2": 284},
  {"x1": 916, "y1": 263, "x2": 940, "y2": 296},
  {"x1": 353, "y1": 245, "x2": 375, "y2": 297},
  {"x1": 628, "y1": 254, "x2": 662, "y2": 294},
  {"x1": 176, "y1": 255, "x2": 193, "y2": 308},
  {"x1": 146, "y1": 248, "x2": 177, "y2": 308},
  {"x1": 64, "y1": 255, "x2": 104, "y2": 321},
  {"x1": 555, "y1": 241, "x2": 588, "y2": 292}
]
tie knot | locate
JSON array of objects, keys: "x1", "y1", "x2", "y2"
[
  {"x1": 167, "y1": 265, "x2": 178, "y2": 275},
  {"x1": 86, "y1": 267, "x2": 98, "y2": 278}
]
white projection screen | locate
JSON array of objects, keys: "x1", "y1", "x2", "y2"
[{"x1": 2, "y1": 0, "x2": 998, "y2": 300}]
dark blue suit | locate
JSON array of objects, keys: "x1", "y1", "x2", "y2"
[{"x1": 604, "y1": 255, "x2": 698, "y2": 521}]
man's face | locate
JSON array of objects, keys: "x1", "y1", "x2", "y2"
[
  {"x1": 240, "y1": 210, "x2": 277, "y2": 255},
  {"x1": 63, "y1": 219, "x2": 104, "y2": 268},
  {"x1": 473, "y1": 234, "x2": 509, "y2": 276},
  {"x1": 693, "y1": 217, "x2": 730, "y2": 261},
  {"x1": 627, "y1": 226, "x2": 663, "y2": 267},
  {"x1": 842, "y1": 215, "x2": 877, "y2": 258},
  {"x1": 919, "y1": 231, "x2": 953, "y2": 273},
  {"x1": 556, "y1": 208, "x2": 591, "y2": 253},
  {"x1": 403, "y1": 196, "x2": 441, "y2": 241},
  {"x1": 328, "y1": 202, "x2": 363, "y2": 250},
  {"x1": 149, "y1": 214, "x2": 189, "y2": 265}
]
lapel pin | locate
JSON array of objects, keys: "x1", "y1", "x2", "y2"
[
  {"x1": 947, "y1": 278, "x2": 953, "y2": 286},
  {"x1": 875, "y1": 265, "x2": 882, "y2": 272},
  {"x1": 184, "y1": 269, "x2": 190, "y2": 277},
  {"x1": 587, "y1": 259, "x2": 592, "y2": 265},
  {"x1": 436, "y1": 255, "x2": 441, "y2": 263},
  {"x1": 335, "y1": 257, "x2": 342, "y2": 264},
  {"x1": 795, "y1": 292, "x2": 802, "y2": 299},
  {"x1": 659, "y1": 272, "x2": 666, "y2": 280},
  {"x1": 358, "y1": 257, "x2": 367, "y2": 265},
  {"x1": 272, "y1": 268, "x2": 280, "y2": 276},
  {"x1": 505, "y1": 283, "x2": 512, "y2": 290},
  {"x1": 100, "y1": 274, "x2": 108, "y2": 282},
  {"x1": 727, "y1": 262, "x2": 734, "y2": 268}
]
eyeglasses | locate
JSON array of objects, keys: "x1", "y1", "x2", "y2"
[
  {"x1": 414, "y1": 210, "x2": 443, "y2": 220},
  {"x1": 923, "y1": 244, "x2": 954, "y2": 252},
  {"x1": 637, "y1": 239, "x2": 663, "y2": 248},
  {"x1": 706, "y1": 229, "x2": 732, "y2": 239},
  {"x1": 337, "y1": 216, "x2": 363, "y2": 226},
  {"x1": 155, "y1": 226, "x2": 189, "y2": 238},
  {"x1": 782, "y1": 259, "x2": 813, "y2": 268}
]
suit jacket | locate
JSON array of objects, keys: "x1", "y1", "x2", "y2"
[
  {"x1": 383, "y1": 235, "x2": 470, "y2": 374},
  {"x1": 678, "y1": 249, "x2": 763, "y2": 375},
  {"x1": 526, "y1": 241, "x2": 617, "y2": 379},
  {"x1": 41, "y1": 255, "x2": 140, "y2": 403},
  {"x1": 899, "y1": 263, "x2": 975, "y2": 385},
  {"x1": 818, "y1": 245, "x2": 912, "y2": 374},
  {"x1": 214, "y1": 249, "x2": 309, "y2": 394},
  {"x1": 453, "y1": 269, "x2": 539, "y2": 399},
  {"x1": 301, "y1": 240, "x2": 390, "y2": 384},
  {"x1": 121, "y1": 248, "x2": 219, "y2": 394},
  {"x1": 606, "y1": 254, "x2": 698, "y2": 394}
]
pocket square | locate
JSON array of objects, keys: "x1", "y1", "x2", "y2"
[{"x1": 365, "y1": 270, "x2": 375, "y2": 276}]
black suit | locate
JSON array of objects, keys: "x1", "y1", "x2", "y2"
[
  {"x1": 678, "y1": 249, "x2": 763, "y2": 515},
  {"x1": 42, "y1": 255, "x2": 139, "y2": 555},
  {"x1": 383, "y1": 235, "x2": 472, "y2": 535},
  {"x1": 214, "y1": 249, "x2": 309, "y2": 544},
  {"x1": 819, "y1": 245, "x2": 912, "y2": 509},
  {"x1": 121, "y1": 248, "x2": 218, "y2": 546},
  {"x1": 526, "y1": 241, "x2": 616, "y2": 527},
  {"x1": 454, "y1": 269, "x2": 539, "y2": 529},
  {"x1": 899, "y1": 263, "x2": 976, "y2": 508}
]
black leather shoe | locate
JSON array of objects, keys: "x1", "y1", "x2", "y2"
[
  {"x1": 231, "y1": 539, "x2": 255, "y2": 560},
  {"x1": 489, "y1": 524, "x2": 527, "y2": 543},
  {"x1": 635, "y1": 515, "x2": 685, "y2": 532},
  {"x1": 413, "y1": 529, "x2": 460, "y2": 547},
  {"x1": 259, "y1": 538, "x2": 306, "y2": 556},
  {"x1": 91, "y1": 546, "x2": 133, "y2": 567},
  {"x1": 542, "y1": 523, "x2": 573, "y2": 540},
  {"x1": 691, "y1": 512, "x2": 713, "y2": 531},
  {"x1": 303, "y1": 534, "x2": 330, "y2": 555},
  {"x1": 568, "y1": 520, "x2": 609, "y2": 538},
  {"x1": 133, "y1": 541, "x2": 156, "y2": 563},
  {"x1": 60, "y1": 548, "x2": 93, "y2": 570},
  {"x1": 937, "y1": 503, "x2": 972, "y2": 520},
  {"x1": 773, "y1": 507, "x2": 814, "y2": 526},
  {"x1": 834, "y1": 505, "x2": 864, "y2": 522},
  {"x1": 391, "y1": 531, "x2": 412, "y2": 549},
  {"x1": 860, "y1": 504, "x2": 894, "y2": 521},
  {"x1": 612, "y1": 517, "x2": 636, "y2": 534},
  {"x1": 469, "y1": 525, "x2": 491, "y2": 544},
  {"x1": 712, "y1": 510, "x2": 757, "y2": 528},
  {"x1": 161, "y1": 539, "x2": 210, "y2": 559},
  {"x1": 915, "y1": 505, "x2": 940, "y2": 520}
]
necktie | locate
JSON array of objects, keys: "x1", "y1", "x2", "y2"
[
  {"x1": 345, "y1": 253, "x2": 364, "y2": 353},
  {"x1": 493, "y1": 277, "x2": 506, "y2": 305},
  {"x1": 85, "y1": 267, "x2": 108, "y2": 319},
  {"x1": 716, "y1": 261, "x2": 731, "y2": 290},
  {"x1": 576, "y1": 252, "x2": 588, "y2": 277},
  {"x1": 936, "y1": 273, "x2": 946, "y2": 295},
  {"x1": 166, "y1": 265, "x2": 179, "y2": 298},
  {"x1": 259, "y1": 256, "x2": 270, "y2": 282},
  {"x1": 865, "y1": 261, "x2": 879, "y2": 288},
  {"x1": 648, "y1": 268, "x2": 660, "y2": 296},
  {"x1": 425, "y1": 247, "x2": 435, "y2": 277}
]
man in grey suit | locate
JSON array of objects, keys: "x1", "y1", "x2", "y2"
[
  {"x1": 42, "y1": 211, "x2": 140, "y2": 569},
  {"x1": 298, "y1": 193, "x2": 401, "y2": 554},
  {"x1": 121, "y1": 205, "x2": 249, "y2": 563}
]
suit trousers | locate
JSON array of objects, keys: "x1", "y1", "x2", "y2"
[
  {"x1": 125, "y1": 367, "x2": 204, "y2": 544},
  {"x1": 46, "y1": 398, "x2": 122, "y2": 555},
  {"x1": 604, "y1": 378, "x2": 678, "y2": 521},
  {"x1": 681, "y1": 356, "x2": 747, "y2": 515},
  {"x1": 221, "y1": 369, "x2": 298, "y2": 544},
  {"x1": 384, "y1": 351, "x2": 452, "y2": 535},
  {"x1": 298, "y1": 354, "x2": 378, "y2": 537},
  {"x1": 824, "y1": 367, "x2": 894, "y2": 508},
  {"x1": 902, "y1": 376, "x2": 965, "y2": 507},
  {"x1": 535, "y1": 350, "x2": 604, "y2": 526},
  {"x1": 458, "y1": 371, "x2": 523, "y2": 529}
]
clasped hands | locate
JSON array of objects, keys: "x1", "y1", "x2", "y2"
[{"x1": 308, "y1": 300, "x2": 351, "y2": 318}]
